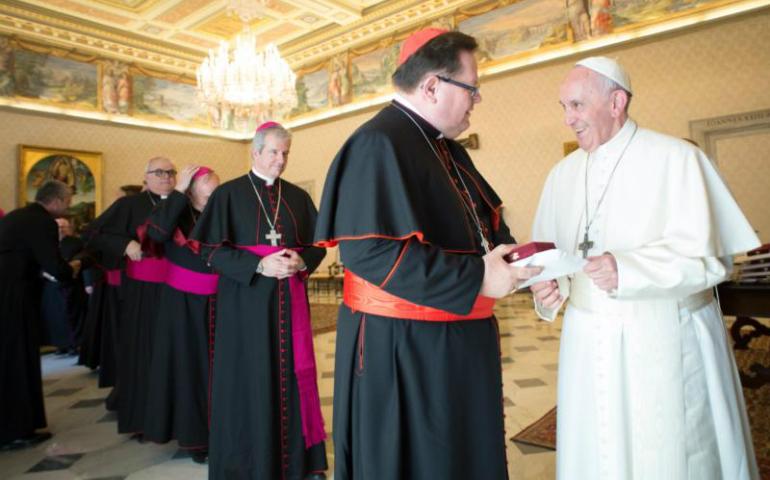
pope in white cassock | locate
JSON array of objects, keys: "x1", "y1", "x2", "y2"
[{"x1": 530, "y1": 56, "x2": 761, "y2": 480}]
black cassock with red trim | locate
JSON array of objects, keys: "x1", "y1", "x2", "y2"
[{"x1": 314, "y1": 101, "x2": 516, "y2": 480}]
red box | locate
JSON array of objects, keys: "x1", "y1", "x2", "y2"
[{"x1": 504, "y1": 242, "x2": 556, "y2": 263}]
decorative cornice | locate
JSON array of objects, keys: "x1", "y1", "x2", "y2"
[
  {"x1": 283, "y1": 0, "x2": 474, "y2": 67},
  {"x1": 0, "y1": 11, "x2": 201, "y2": 75}
]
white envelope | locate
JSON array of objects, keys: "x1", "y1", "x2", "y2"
[{"x1": 510, "y1": 249, "x2": 587, "y2": 289}]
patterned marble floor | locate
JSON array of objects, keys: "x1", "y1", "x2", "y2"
[{"x1": 0, "y1": 294, "x2": 559, "y2": 480}]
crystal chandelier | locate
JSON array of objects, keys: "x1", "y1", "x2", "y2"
[{"x1": 196, "y1": 0, "x2": 298, "y2": 128}]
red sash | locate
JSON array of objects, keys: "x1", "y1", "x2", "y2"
[{"x1": 344, "y1": 269, "x2": 495, "y2": 321}]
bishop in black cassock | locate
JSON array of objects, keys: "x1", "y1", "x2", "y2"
[
  {"x1": 0, "y1": 181, "x2": 81, "y2": 449},
  {"x1": 88, "y1": 157, "x2": 177, "y2": 433},
  {"x1": 143, "y1": 166, "x2": 219, "y2": 461},
  {"x1": 190, "y1": 123, "x2": 328, "y2": 480},
  {"x1": 315, "y1": 30, "x2": 536, "y2": 480}
]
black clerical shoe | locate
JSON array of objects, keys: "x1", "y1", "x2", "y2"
[
  {"x1": 190, "y1": 449, "x2": 208, "y2": 464},
  {"x1": 304, "y1": 473, "x2": 326, "y2": 480},
  {"x1": 0, "y1": 431, "x2": 52, "y2": 451}
]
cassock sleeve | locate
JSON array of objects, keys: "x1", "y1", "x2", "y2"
[
  {"x1": 88, "y1": 199, "x2": 134, "y2": 258},
  {"x1": 492, "y1": 216, "x2": 515, "y2": 247},
  {"x1": 297, "y1": 191, "x2": 326, "y2": 278},
  {"x1": 147, "y1": 190, "x2": 188, "y2": 244},
  {"x1": 531, "y1": 169, "x2": 569, "y2": 321},
  {"x1": 32, "y1": 216, "x2": 73, "y2": 282},
  {"x1": 339, "y1": 237, "x2": 485, "y2": 316},
  {"x1": 614, "y1": 251, "x2": 730, "y2": 300},
  {"x1": 190, "y1": 185, "x2": 262, "y2": 285}
]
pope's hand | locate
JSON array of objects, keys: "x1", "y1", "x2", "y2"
[
  {"x1": 480, "y1": 244, "x2": 542, "y2": 299},
  {"x1": 584, "y1": 253, "x2": 618, "y2": 291},
  {"x1": 531, "y1": 280, "x2": 562, "y2": 309},
  {"x1": 175, "y1": 165, "x2": 200, "y2": 193},
  {"x1": 260, "y1": 249, "x2": 305, "y2": 279},
  {"x1": 125, "y1": 240, "x2": 143, "y2": 261}
]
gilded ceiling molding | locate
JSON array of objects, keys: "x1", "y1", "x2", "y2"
[
  {"x1": 0, "y1": 3, "x2": 202, "y2": 59},
  {"x1": 0, "y1": 12, "x2": 200, "y2": 75},
  {"x1": 283, "y1": 0, "x2": 477, "y2": 67},
  {"x1": 12, "y1": 36, "x2": 100, "y2": 63},
  {"x1": 129, "y1": 62, "x2": 195, "y2": 84}
]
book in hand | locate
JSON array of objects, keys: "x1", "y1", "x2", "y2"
[{"x1": 504, "y1": 242, "x2": 556, "y2": 263}]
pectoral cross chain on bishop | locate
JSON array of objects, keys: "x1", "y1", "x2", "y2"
[
  {"x1": 265, "y1": 229, "x2": 282, "y2": 247},
  {"x1": 578, "y1": 230, "x2": 594, "y2": 259}
]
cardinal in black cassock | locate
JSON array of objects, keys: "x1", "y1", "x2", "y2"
[
  {"x1": 0, "y1": 181, "x2": 80, "y2": 449},
  {"x1": 142, "y1": 166, "x2": 219, "y2": 462},
  {"x1": 190, "y1": 123, "x2": 328, "y2": 480},
  {"x1": 88, "y1": 157, "x2": 177, "y2": 434},
  {"x1": 315, "y1": 30, "x2": 534, "y2": 480}
]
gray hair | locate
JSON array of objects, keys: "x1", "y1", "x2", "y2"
[
  {"x1": 145, "y1": 156, "x2": 172, "y2": 173},
  {"x1": 596, "y1": 74, "x2": 632, "y2": 112},
  {"x1": 35, "y1": 180, "x2": 71, "y2": 204},
  {"x1": 252, "y1": 125, "x2": 292, "y2": 153}
]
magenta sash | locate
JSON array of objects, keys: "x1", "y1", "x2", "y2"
[
  {"x1": 166, "y1": 261, "x2": 219, "y2": 296},
  {"x1": 106, "y1": 269, "x2": 122, "y2": 287},
  {"x1": 125, "y1": 256, "x2": 168, "y2": 283},
  {"x1": 237, "y1": 245, "x2": 326, "y2": 448}
]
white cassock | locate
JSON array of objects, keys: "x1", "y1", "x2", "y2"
[{"x1": 532, "y1": 118, "x2": 761, "y2": 480}]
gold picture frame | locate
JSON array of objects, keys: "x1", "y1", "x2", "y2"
[{"x1": 18, "y1": 145, "x2": 103, "y2": 232}]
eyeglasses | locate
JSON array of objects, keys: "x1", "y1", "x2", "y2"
[
  {"x1": 146, "y1": 169, "x2": 177, "y2": 178},
  {"x1": 436, "y1": 75, "x2": 479, "y2": 99}
]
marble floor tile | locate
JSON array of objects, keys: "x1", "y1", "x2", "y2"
[{"x1": 0, "y1": 295, "x2": 558, "y2": 480}]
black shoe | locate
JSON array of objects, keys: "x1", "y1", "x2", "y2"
[
  {"x1": 190, "y1": 449, "x2": 208, "y2": 464},
  {"x1": 0, "y1": 432, "x2": 52, "y2": 451},
  {"x1": 129, "y1": 433, "x2": 146, "y2": 444},
  {"x1": 304, "y1": 474, "x2": 326, "y2": 480}
]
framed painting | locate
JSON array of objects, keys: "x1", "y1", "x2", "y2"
[{"x1": 18, "y1": 145, "x2": 103, "y2": 232}]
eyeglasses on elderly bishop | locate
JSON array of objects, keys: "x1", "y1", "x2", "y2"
[
  {"x1": 146, "y1": 169, "x2": 177, "y2": 178},
  {"x1": 436, "y1": 75, "x2": 479, "y2": 99}
]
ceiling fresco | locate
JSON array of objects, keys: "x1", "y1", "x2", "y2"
[{"x1": 0, "y1": 0, "x2": 463, "y2": 74}]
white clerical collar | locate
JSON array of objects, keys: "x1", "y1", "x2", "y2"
[
  {"x1": 594, "y1": 118, "x2": 636, "y2": 159},
  {"x1": 393, "y1": 93, "x2": 444, "y2": 139},
  {"x1": 161, "y1": 195, "x2": 168, "y2": 199},
  {"x1": 251, "y1": 167, "x2": 277, "y2": 186}
]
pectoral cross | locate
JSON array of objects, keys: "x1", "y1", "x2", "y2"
[
  {"x1": 265, "y1": 229, "x2": 282, "y2": 247},
  {"x1": 578, "y1": 231, "x2": 594, "y2": 259}
]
